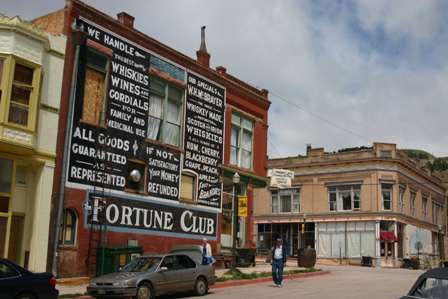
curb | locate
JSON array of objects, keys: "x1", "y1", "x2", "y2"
[
  {"x1": 62, "y1": 271, "x2": 330, "y2": 298},
  {"x1": 211, "y1": 270, "x2": 331, "y2": 289}
]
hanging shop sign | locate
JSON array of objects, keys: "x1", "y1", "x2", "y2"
[
  {"x1": 238, "y1": 196, "x2": 248, "y2": 217},
  {"x1": 267, "y1": 169, "x2": 295, "y2": 189},
  {"x1": 183, "y1": 72, "x2": 225, "y2": 209},
  {"x1": 84, "y1": 192, "x2": 218, "y2": 239}
]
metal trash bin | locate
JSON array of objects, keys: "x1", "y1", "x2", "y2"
[
  {"x1": 236, "y1": 248, "x2": 256, "y2": 267},
  {"x1": 297, "y1": 248, "x2": 316, "y2": 268},
  {"x1": 361, "y1": 256, "x2": 372, "y2": 267},
  {"x1": 96, "y1": 246, "x2": 143, "y2": 276}
]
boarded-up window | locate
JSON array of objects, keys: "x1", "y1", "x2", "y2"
[
  {"x1": 82, "y1": 48, "x2": 108, "y2": 125},
  {"x1": 8, "y1": 63, "x2": 34, "y2": 126},
  {"x1": 180, "y1": 173, "x2": 196, "y2": 203}
]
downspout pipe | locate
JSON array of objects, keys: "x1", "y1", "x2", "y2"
[{"x1": 51, "y1": 20, "x2": 84, "y2": 277}]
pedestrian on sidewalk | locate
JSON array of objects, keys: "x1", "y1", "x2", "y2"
[
  {"x1": 202, "y1": 238, "x2": 214, "y2": 265},
  {"x1": 271, "y1": 238, "x2": 287, "y2": 287}
]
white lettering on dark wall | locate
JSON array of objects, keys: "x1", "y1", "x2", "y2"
[
  {"x1": 183, "y1": 73, "x2": 225, "y2": 208},
  {"x1": 87, "y1": 194, "x2": 217, "y2": 237}
]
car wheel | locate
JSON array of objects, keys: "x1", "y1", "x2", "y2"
[
  {"x1": 194, "y1": 277, "x2": 208, "y2": 296},
  {"x1": 15, "y1": 293, "x2": 35, "y2": 299},
  {"x1": 136, "y1": 282, "x2": 154, "y2": 299}
]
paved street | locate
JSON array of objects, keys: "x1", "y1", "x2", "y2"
[{"x1": 174, "y1": 265, "x2": 423, "y2": 299}]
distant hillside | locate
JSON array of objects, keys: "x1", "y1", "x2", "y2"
[{"x1": 403, "y1": 149, "x2": 448, "y2": 172}]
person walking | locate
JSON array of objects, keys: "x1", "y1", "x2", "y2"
[
  {"x1": 271, "y1": 238, "x2": 287, "y2": 287},
  {"x1": 202, "y1": 238, "x2": 213, "y2": 265}
]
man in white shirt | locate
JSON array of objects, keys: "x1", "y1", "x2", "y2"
[
  {"x1": 202, "y1": 238, "x2": 213, "y2": 265},
  {"x1": 271, "y1": 238, "x2": 287, "y2": 287}
]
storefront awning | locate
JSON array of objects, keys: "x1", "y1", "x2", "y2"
[
  {"x1": 380, "y1": 231, "x2": 398, "y2": 242},
  {"x1": 222, "y1": 166, "x2": 268, "y2": 188}
]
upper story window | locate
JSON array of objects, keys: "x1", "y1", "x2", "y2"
[
  {"x1": 410, "y1": 192, "x2": 416, "y2": 217},
  {"x1": 0, "y1": 56, "x2": 41, "y2": 131},
  {"x1": 272, "y1": 189, "x2": 300, "y2": 214},
  {"x1": 381, "y1": 184, "x2": 393, "y2": 211},
  {"x1": 380, "y1": 150, "x2": 392, "y2": 158},
  {"x1": 147, "y1": 78, "x2": 183, "y2": 147},
  {"x1": 8, "y1": 63, "x2": 34, "y2": 127},
  {"x1": 82, "y1": 48, "x2": 109, "y2": 126},
  {"x1": 328, "y1": 184, "x2": 361, "y2": 212},
  {"x1": 432, "y1": 201, "x2": 443, "y2": 226},
  {"x1": 399, "y1": 187, "x2": 405, "y2": 213},
  {"x1": 422, "y1": 196, "x2": 428, "y2": 221},
  {"x1": 230, "y1": 113, "x2": 253, "y2": 169}
]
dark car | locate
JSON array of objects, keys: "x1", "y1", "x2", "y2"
[
  {"x1": 0, "y1": 258, "x2": 58, "y2": 299},
  {"x1": 400, "y1": 267, "x2": 448, "y2": 299},
  {"x1": 87, "y1": 247, "x2": 215, "y2": 299}
]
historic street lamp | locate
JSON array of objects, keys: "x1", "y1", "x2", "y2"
[
  {"x1": 302, "y1": 213, "x2": 307, "y2": 249},
  {"x1": 231, "y1": 172, "x2": 240, "y2": 270}
]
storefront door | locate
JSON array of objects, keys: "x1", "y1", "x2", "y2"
[{"x1": 0, "y1": 157, "x2": 13, "y2": 259}]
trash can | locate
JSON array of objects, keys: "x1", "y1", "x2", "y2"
[
  {"x1": 297, "y1": 247, "x2": 316, "y2": 268},
  {"x1": 96, "y1": 246, "x2": 143, "y2": 276},
  {"x1": 236, "y1": 248, "x2": 256, "y2": 267},
  {"x1": 361, "y1": 256, "x2": 372, "y2": 267}
]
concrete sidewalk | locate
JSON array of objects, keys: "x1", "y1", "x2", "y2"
[{"x1": 57, "y1": 260, "x2": 305, "y2": 296}]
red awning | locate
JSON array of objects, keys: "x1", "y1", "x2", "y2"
[{"x1": 380, "y1": 231, "x2": 398, "y2": 242}]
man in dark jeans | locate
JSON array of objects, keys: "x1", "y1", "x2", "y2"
[{"x1": 271, "y1": 238, "x2": 287, "y2": 287}]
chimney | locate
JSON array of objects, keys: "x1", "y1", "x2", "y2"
[
  {"x1": 306, "y1": 144, "x2": 312, "y2": 155},
  {"x1": 196, "y1": 26, "x2": 210, "y2": 68},
  {"x1": 117, "y1": 12, "x2": 134, "y2": 28},
  {"x1": 260, "y1": 89, "x2": 269, "y2": 98},
  {"x1": 216, "y1": 66, "x2": 226, "y2": 74}
]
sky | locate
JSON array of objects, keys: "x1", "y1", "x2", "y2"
[{"x1": 2, "y1": 0, "x2": 447, "y2": 157}]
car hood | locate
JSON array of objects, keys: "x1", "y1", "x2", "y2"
[{"x1": 92, "y1": 271, "x2": 149, "y2": 283}]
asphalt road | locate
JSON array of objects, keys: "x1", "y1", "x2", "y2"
[{"x1": 172, "y1": 265, "x2": 424, "y2": 299}]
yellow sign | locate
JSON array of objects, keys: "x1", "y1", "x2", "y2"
[{"x1": 238, "y1": 196, "x2": 248, "y2": 217}]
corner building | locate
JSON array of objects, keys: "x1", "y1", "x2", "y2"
[
  {"x1": 0, "y1": 15, "x2": 65, "y2": 271},
  {"x1": 254, "y1": 143, "x2": 447, "y2": 267},
  {"x1": 34, "y1": 0, "x2": 269, "y2": 277}
]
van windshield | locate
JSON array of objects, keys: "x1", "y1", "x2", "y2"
[{"x1": 121, "y1": 257, "x2": 162, "y2": 272}]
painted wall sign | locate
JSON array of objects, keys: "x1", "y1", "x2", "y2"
[
  {"x1": 66, "y1": 18, "x2": 226, "y2": 213},
  {"x1": 66, "y1": 18, "x2": 183, "y2": 199},
  {"x1": 84, "y1": 192, "x2": 218, "y2": 239},
  {"x1": 145, "y1": 143, "x2": 181, "y2": 201},
  {"x1": 183, "y1": 73, "x2": 225, "y2": 209}
]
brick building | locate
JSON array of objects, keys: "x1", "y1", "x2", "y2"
[
  {"x1": 254, "y1": 143, "x2": 447, "y2": 267},
  {"x1": 33, "y1": 0, "x2": 269, "y2": 277}
]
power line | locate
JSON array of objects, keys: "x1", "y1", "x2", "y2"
[
  {"x1": 268, "y1": 130, "x2": 281, "y2": 156},
  {"x1": 268, "y1": 89, "x2": 372, "y2": 143},
  {"x1": 249, "y1": 80, "x2": 373, "y2": 144}
]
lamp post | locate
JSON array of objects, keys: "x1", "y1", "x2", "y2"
[
  {"x1": 438, "y1": 225, "x2": 444, "y2": 262},
  {"x1": 231, "y1": 172, "x2": 240, "y2": 270},
  {"x1": 301, "y1": 213, "x2": 307, "y2": 249}
]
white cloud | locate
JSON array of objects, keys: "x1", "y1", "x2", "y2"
[{"x1": 2, "y1": 0, "x2": 447, "y2": 157}]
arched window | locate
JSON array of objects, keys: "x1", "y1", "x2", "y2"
[{"x1": 60, "y1": 209, "x2": 77, "y2": 245}]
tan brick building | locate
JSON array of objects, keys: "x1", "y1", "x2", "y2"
[{"x1": 253, "y1": 143, "x2": 447, "y2": 267}]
